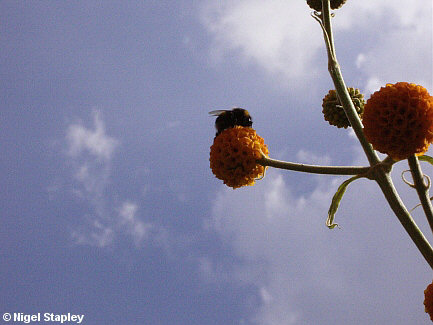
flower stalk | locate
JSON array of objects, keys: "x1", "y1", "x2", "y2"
[
  {"x1": 319, "y1": 0, "x2": 380, "y2": 166},
  {"x1": 319, "y1": 0, "x2": 433, "y2": 268},
  {"x1": 258, "y1": 155, "x2": 369, "y2": 176}
]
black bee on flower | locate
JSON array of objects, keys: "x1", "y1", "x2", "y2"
[{"x1": 209, "y1": 108, "x2": 253, "y2": 136}]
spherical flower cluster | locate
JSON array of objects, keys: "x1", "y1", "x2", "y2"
[
  {"x1": 322, "y1": 87, "x2": 364, "y2": 128},
  {"x1": 424, "y1": 280, "x2": 433, "y2": 321},
  {"x1": 362, "y1": 82, "x2": 433, "y2": 161},
  {"x1": 210, "y1": 126, "x2": 269, "y2": 189},
  {"x1": 306, "y1": 0, "x2": 347, "y2": 11}
]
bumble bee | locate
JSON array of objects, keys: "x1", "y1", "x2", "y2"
[{"x1": 209, "y1": 108, "x2": 253, "y2": 136}]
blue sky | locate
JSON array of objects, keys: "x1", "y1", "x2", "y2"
[{"x1": 1, "y1": 1, "x2": 432, "y2": 324}]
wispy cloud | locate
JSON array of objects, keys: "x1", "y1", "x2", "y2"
[
  {"x1": 71, "y1": 219, "x2": 114, "y2": 248},
  {"x1": 296, "y1": 149, "x2": 331, "y2": 165},
  {"x1": 66, "y1": 110, "x2": 119, "y2": 161},
  {"x1": 118, "y1": 201, "x2": 153, "y2": 246},
  {"x1": 62, "y1": 110, "x2": 158, "y2": 248}
]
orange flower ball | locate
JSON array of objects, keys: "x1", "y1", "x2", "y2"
[
  {"x1": 210, "y1": 126, "x2": 269, "y2": 189},
  {"x1": 363, "y1": 82, "x2": 433, "y2": 160},
  {"x1": 424, "y1": 280, "x2": 433, "y2": 321}
]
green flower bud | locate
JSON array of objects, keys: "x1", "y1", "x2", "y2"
[{"x1": 322, "y1": 88, "x2": 364, "y2": 129}]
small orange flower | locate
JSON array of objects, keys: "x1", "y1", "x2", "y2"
[
  {"x1": 210, "y1": 126, "x2": 269, "y2": 189},
  {"x1": 424, "y1": 280, "x2": 433, "y2": 321},
  {"x1": 362, "y1": 82, "x2": 433, "y2": 160}
]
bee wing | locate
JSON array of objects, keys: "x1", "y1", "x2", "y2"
[{"x1": 208, "y1": 110, "x2": 228, "y2": 116}]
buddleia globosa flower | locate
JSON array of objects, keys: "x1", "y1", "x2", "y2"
[
  {"x1": 322, "y1": 87, "x2": 364, "y2": 128},
  {"x1": 362, "y1": 82, "x2": 433, "y2": 161},
  {"x1": 424, "y1": 280, "x2": 433, "y2": 321},
  {"x1": 306, "y1": 0, "x2": 347, "y2": 11},
  {"x1": 209, "y1": 126, "x2": 269, "y2": 189}
]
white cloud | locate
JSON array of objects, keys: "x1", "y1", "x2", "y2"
[
  {"x1": 259, "y1": 287, "x2": 273, "y2": 305},
  {"x1": 118, "y1": 201, "x2": 153, "y2": 245},
  {"x1": 355, "y1": 53, "x2": 366, "y2": 69},
  {"x1": 66, "y1": 110, "x2": 119, "y2": 161},
  {"x1": 201, "y1": 0, "x2": 321, "y2": 84},
  {"x1": 209, "y1": 171, "x2": 340, "y2": 324},
  {"x1": 296, "y1": 149, "x2": 331, "y2": 165},
  {"x1": 208, "y1": 149, "x2": 432, "y2": 324},
  {"x1": 71, "y1": 219, "x2": 114, "y2": 248},
  {"x1": 356, "y1": 20, "x2": 432, "y2": 93},
  {"x1": 201, "y1": 1, "x2": 432, "y2": 90},
  {"x1": 335, "y1": 0, "x2": 428, "y2": 30},
  {"x1": 73, "y1": 163, "x2": 110, "y2": 197},
  {"x1": 364, "y1": 77, "x2": 383, "y2": 95},
  {"x1": 339, "y1": 1, "x2": 432, "y2": 92}
]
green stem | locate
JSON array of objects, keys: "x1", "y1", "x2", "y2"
[
  {"x1": 258, "y1": 156, "x2": 369, "y2": 175},
  {"x1": 408, "y1": 155, "x2": 433, "y2": 234}
]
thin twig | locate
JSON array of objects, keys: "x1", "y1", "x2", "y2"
[{"x1": 408, "y1": 155, "x2": 433, "y2": 234}]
